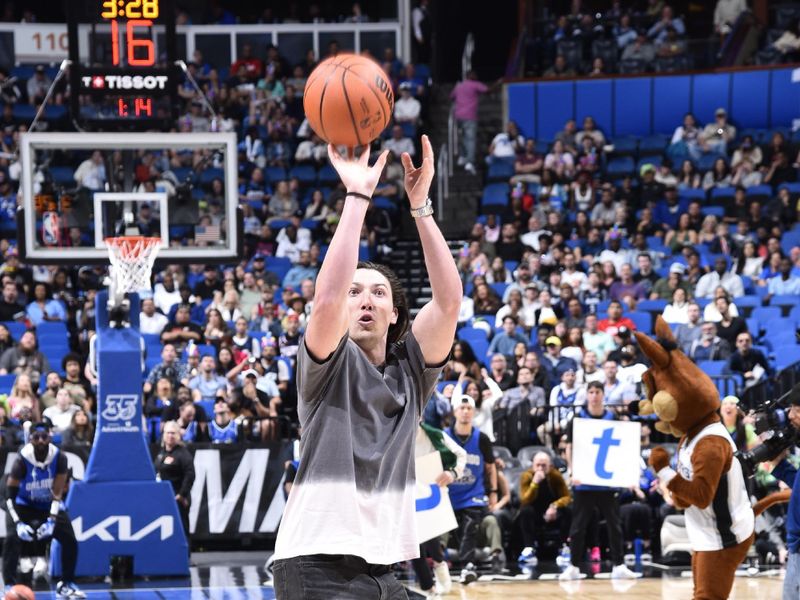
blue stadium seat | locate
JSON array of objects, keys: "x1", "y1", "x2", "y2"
[
  {"x1": 11, "y1": 105, "x2": 37, "y2": 121},
  {"x1": 49, "y1": 167, "x2": 75, "y2": 186},
  {"x1": 695, "y1": 154, "x2": 720, "y2": 172},
  {"x1": 490, "y1": 283, "x2": 508, "y2": 299},
  {"x1": 269, "y1": 219, "x2": 291, "y2": 230},
  {"x1": 679, "y1": 188, "x2": 706, "y2": 203},
  {"x1": 1, "y1": 322, "x2": 26, "y2": 340},
  {"x1": 606, "y1": 156, "x2": 635, "y2": 177},
  {"x1": 481, "y1": 183, "x2": 510, "y2": 213},
  {"x1": 710, "y1": 187, "x2": 736, "y2": 202},
  {"x1": 735, "y1": 295, "x2": 761, "y2": 317},
  {"x1": 703, "y1": 205, "x2": 725, "y2": 218},
  {"x1": 745, "y1": 184, "x2": 772, "y2": 202},
  {"x1": 316, "y1": 164, "x2": 338, "y2": 185},
  {"x1": 266, "y1": 166, "x2": 288, "y2": 183},
  {"x1": 610, "y1": 137, "x2": 638, "y2": 156},
  {"x1": 37, "y1": 321, "x2": 68, "y2": 336},
  {"x1": 764, "y1": 317, "x2": 796, "y2": 337},
  {"x1": 373, "y1": 196, "x2": 397, "y2": 213},
  {"x1": 638, "y1": 134, "x2": 668, "y2": 155},
  {"x1": 44, "y1": 105, "x2": 67, "y2": 120},
  {"x1": 289, "y1": 165, "x2": 316, "y2": 184},
  {"x1": 487, "y1": 159, "x2": 515, "y2": 182},
  {"x1": 636, "y1": 299, "x2": 668, "y2": 314},
  {"x1": 171, "y1": 167, "x2": 194, "y2": 183},
  {"x1": 698, "y1": 360, "x2": 728, "y2": 376},
  {"x1": 199, "y1": 168, "x2": 224, "y2": 184},
  {"x1": 775, "y1": 346, "x2": 800, "y2": 371},
  {"x1": 627, "y1": 311, "x2": 652, "y2": 333},
  {"x1": 264, "y1": 256, "x2": 292, "y2": 281},
  {"x1": 770, "y1": 295, "x2": 800, "y2": 314},
  {"x1": 637, "y1": 156, "x2": 661, "y2": 171},
  {"x1": 751, "y1": 306, "x2": 782, "y2": 325}
]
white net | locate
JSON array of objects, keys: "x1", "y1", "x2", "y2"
[{"x1": 106, "y1": 236, "x2": 162, "y2": 296}]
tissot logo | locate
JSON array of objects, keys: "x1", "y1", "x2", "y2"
[{"x1": 81, "y1": 75, "x2": 168, "y2": 91}]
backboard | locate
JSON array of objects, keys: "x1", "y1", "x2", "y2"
[{"x1": 19, "y1": 131, "x2": 242, "y2": 264}]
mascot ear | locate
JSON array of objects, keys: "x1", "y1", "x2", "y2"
[
  {"x1": 635, "y1": 330, "x2": 670, "y2": 369},
  {"x1": 653, "y1": 315, "x2": 676, "y2": 343}
]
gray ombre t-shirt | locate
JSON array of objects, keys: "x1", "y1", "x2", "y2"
[{"x1": 273, "y1": 331, "x2": 442, "y2": 564}]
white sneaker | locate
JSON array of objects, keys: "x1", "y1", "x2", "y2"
[
  {"x1": 19, "y1": 557, "x2": 33, "y2": 573},
  {"x1": 623, "y1": 553, "x2": 636, "y2": 566},
  {"x1": 33, "y1": 556, "x2": 48, "y2": 579},
  {"x1": 518, "y1": 546, "x2": 538, "y2": 566},
  {"x1": 457, "y1": 156, "x2": 466, "y2": 167},
  {"x1": 559, "y1": 564, "x2": 582, "y2": 580},
  {"x1": 611, "y1": 564, "x2": 639, "y2": 579},
  {"x1": 641, "y1": 552, "x2": 653, "y2": 564},
  {"x1": 433, "y1": 561, "x2": 452, "y2": 594},
  {"x1": 459, "y1": 562, "x2": 477, "y2": 584},
  {"x1": 464, "y1": 162, "x2": 476, "y2": 175}
]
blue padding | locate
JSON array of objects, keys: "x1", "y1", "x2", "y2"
[
  {"x1": 692, "y1": 73, "x2": 731, "y2": 124},
  {"x1": 576, "y1": 79, "x2": 613, "y2": 138},
  {"x1": 507, "y1": 83, "x2": 536, "y2": 139},
  {"x1": 614, "y1": 78, "x2": 651, "y2": 136},
  {"x1": 770, "y1": 68, "x2": 800, "y2": 128},
  {"x1": 653, "y1": 75, "x2": 691, "y2": 134},
  {"x1": 731, "y1": 70, "x2": 770, "y2": 129},
  {"x1": 536, "y1": 81, "x2": 573, "y2": 141}
]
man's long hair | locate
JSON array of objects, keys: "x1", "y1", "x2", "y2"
[{"x1": 357, "y1": 261, "x2": 409, "y2": 346}]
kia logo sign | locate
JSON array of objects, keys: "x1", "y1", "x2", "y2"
[{"x1": 73, "y1": 515, "x2": 174, "y2": 542}]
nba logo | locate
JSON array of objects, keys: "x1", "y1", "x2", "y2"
[{"x1": 42, "y1": 211, "x2": 60, "y2": 246}]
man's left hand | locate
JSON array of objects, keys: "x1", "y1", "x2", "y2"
[
  {"x1": 36, "y1": 517, "x2": 55, "y2": 540},
  {"x1": 435, "y1": 471, "x2": 455, "y2": 487}
]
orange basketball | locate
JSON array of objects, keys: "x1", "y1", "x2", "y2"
[
  {"x1": 4, "y1": 585, "x2": 34, "y2": 600},
  {"x1": 303, "y1": 53, "x2": 394, "y2": 148}
]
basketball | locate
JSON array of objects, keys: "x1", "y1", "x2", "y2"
[
  {"x1": 303, "y1": 53, "x2": 394, "y2": 148},
  {"x1": 4, "y1": 585, "x2": 34, "y2": 600}
]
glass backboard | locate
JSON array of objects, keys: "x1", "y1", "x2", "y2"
[{"x1": 19, "y1": 132, "x2": 241, "y2": 264}]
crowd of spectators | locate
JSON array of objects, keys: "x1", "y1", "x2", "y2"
[{"x1": 528, "y1": 1, "x2": 799, "y2": 78}]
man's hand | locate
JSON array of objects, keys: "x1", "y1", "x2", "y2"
[
  {"x1": 327, "y1": 145, "x2": 389, "y2": 197},
  {"x1": 35, "y1": 518, "x2": 55, "y2": 541},
  {"x1": 544, "y1": 506, "x2": 558, "y2": 522},
  {"x1": 435, "y1": 471, "x2": 455, "y2": 487},
  {"x1": 532, "y1": 470, "x2": 546, "y2": 485},
  {"x1": 175, "y1": 494, "x2": 189, "y2": 508},
  {"x1": 16, "y1": 522, "x2": 34, "y2": 542},
  {"x1": 401, "y1": 135, "x2": 435, "y2": 209}
]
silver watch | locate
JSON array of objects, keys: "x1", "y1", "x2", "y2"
[{"x1": 410, "y1": 198, "x2": 434, "y2": 218}]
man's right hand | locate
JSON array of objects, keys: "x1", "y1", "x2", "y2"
[
  {"x1": 532, "y1": 470, "x2": 546, "y2": 485},
  {"x1": 16, "y1": 522, "x2": 34, "y2": 542}
]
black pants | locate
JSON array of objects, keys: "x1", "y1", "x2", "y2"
[
  {"x1": 3, "y1": 505, "x2": 78, "y2": 584},
  {"x1": 568, "y1": 490, "x2": 623, "y2": 566},
  {"x1": 518, "y1": 504, "x2": 570, "y2": 548},
  {"x1": 411, "y1": 538, "x2": 444, "y2": 591},
  {"x1": 273, "y1": 554, "x2": 407, "y2": 600},
  {"x1": 452, "y1": 506, "x2": 487, "y2": 566},
  {"x1": 620, "y1": 502, "x2": 652, "y2": 542}
]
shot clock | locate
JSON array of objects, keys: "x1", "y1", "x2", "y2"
[{"x1": 67, "y1": 0, "x2": 178, "y2": 130}]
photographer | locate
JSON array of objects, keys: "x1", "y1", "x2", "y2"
[{"x1": 767, "y1": 392, "x2": 800, "y2": 599}]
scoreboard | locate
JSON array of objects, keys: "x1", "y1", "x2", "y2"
[{"x1": 67, "y1": 0, "x2": 178, "y2": 130}]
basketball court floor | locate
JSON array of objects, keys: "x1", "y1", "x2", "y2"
[{"x1": 12, "y1": 553, "x2": 785, "y2": 599}]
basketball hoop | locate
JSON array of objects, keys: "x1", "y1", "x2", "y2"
[{"x1": 105, "y1": 236, "x2": 162, "y2": 307}]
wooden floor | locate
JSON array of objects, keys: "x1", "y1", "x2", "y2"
[{"x1": 438, "y1": 575, "x2": 785, "y2": 599}]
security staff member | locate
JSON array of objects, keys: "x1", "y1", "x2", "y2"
[
  {"x1": 3, "y1": 422, "x2": 84, "y2": 598},
  {"x1": 154, "y1": 420, "x2": 195, "y2": 549}
]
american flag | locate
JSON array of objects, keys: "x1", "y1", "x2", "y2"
[{"x1": 195, "y1": 225, "x2": 220, "y2": 243}]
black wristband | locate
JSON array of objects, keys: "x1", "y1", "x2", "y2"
[{"x1": 346, "y1": 192, "x2": 372, "y2": 202}]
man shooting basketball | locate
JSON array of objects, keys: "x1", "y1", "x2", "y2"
[
  {"x1": 272, "y1": 135, "x2": 461, "y2": 599},
  {"x1": 3, "y1": 422, "x2": 85, "y2": 598}
]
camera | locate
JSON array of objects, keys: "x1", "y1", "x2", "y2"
[{"x1": 736, "y1": 386, "x2": 800, "y2": 477}]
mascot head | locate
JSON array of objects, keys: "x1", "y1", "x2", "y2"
[{"x1": 634, "y1": 316, "x2": 721, "y2": 438}]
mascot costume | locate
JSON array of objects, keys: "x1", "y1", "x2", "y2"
[{"x1": 635, "y1": 316, "x2": 789, "y2": 600}]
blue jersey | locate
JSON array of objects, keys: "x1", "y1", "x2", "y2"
[
  {"x1": 14, "y1": 444, "x2": 66, "y2": 511},
  {"x1": 209, "y1": 419, "x2": 238, "y2": 444},
  {"x1": 446, "y1": 427, "x2": 487, "y2": 510},
  {"x1": 182, "y1": 421, "x2": 198, "y2": 443}
]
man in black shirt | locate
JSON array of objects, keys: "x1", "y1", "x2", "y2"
[
  {"x1": 0, "y1": 280, "x2": 24, "y2": 321},
  {"x1": 160, "y1": 305, "x2": 203, "y2": 353},
  {"x1": 193, "y1": 266, "x2": 224, "y2": 300}
]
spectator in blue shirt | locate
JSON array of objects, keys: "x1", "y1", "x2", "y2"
[
  {"x1": 189, "y1": 355, "x2": 228, "y2": 402},
  {"x1": 647, "y1": 5, "x2": 686, "y2": 44},
  {"x1": 766, "y1": 256, "x2": 800, "y2": 301},
  {"x1": 542, "y1": 335, "x2": 579, "y2": 381},
  {"x1": 282, "y1": 251, "x2": 318, "y2": 289},
  {"x1": 26, "y1": 283, "x2": 67, "y2": 327},
  {"x1": 488, "y1": 316, "x2": 528, "y2": 360}
]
